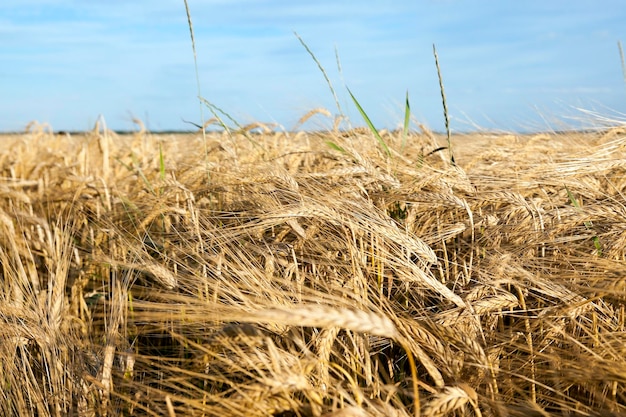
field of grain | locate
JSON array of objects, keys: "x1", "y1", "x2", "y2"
[{"x1": 1, "y1": 122, "x2": 626, "y2": 416}]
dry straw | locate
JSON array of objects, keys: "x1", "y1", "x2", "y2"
[{"x1": 5, "y1": 115, "x2": 626, "y2": 416}]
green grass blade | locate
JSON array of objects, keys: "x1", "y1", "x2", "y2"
[
  {"x1": 592, "y1": 235, "x2": 603, "y2": 255},
  {"x1": 565, "y1": 186, "x2": 580, "y2": 209},
  {"x1": 347, "y1": 87, "x2": 391, "y2": 158},
  {"x1": 326, "y1": 141, "x2": 345, "y2": 153},
  {"x1": 158, "y1": 143, "x2": 166, "y2": 181},
  {"x1": 402, "y1": 90, "x2": 411, "y2": 152}
]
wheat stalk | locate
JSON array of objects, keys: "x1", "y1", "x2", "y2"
[
  {"x1": 422, "y1": 385, "x2": 474, "y2": 417},
  {"x1": 252, "y1": 305, "x2": 399, "y2": 339},
  {"x1": 315, "y1": 326, "x2": 340, "y2": 391}
]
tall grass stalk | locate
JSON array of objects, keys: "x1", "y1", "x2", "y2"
[
  {"x1": 183, "y1": 0, "x2": 209, "y2": 180},
  {"x1": 334, "y1": 45, "x2": 348, "y2": 127},
  {"x1": 402, "y1": 91, "x2": 411, "y2": 152},
  {"x1": 433, "y1": 44, "x2": 455, "y2": 165},
  {"x1": 295, "y1": 32, "x2": 344, "y2": 118}
]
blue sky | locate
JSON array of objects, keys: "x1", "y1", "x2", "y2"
[{"x1": 1, "y1": 1, "x2": 625, "y2": 132}]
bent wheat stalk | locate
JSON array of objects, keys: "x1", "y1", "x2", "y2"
[{"x1": 253, "y1": 305, "x2": 398, "y2": 339}]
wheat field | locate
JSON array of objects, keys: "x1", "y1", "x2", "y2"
[{"x1": 1, "y1": 120, "x2": 626, "y2": 417}]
